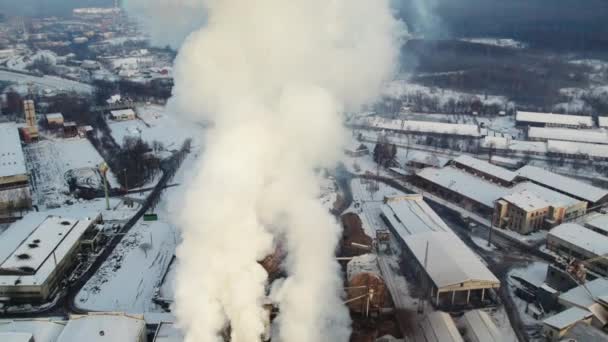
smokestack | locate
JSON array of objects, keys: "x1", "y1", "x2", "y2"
[{"x1": 125, "y1": 0, "x2": 405, "y2": 341}]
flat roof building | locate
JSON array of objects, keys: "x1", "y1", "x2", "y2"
[
  {"x1": 110, "y1": 109, "x2": 136, "y2": 121},
  {"x1": 547, "y1": 224, "x2": 608, "y2": 277},
  {"x1": 542, "y1": 307, "x2": 593, "y2": 342},
  {"x1": 0, "y1": 319, "x2": 65, "y2": 342},
  {"x1": 57, "y1": 313, "x2": 145, "y2": 342},
  {"x1": 516, "y1": 165, "x2": 608, "y2": 205},
  {"x1": 516, "y1": 111, "x2": 593, "y2": 128},
  {"x1": 0, "y1": 212, "x2": 102, "y2": 303},
  {"x1": 0, "y1": 123, "x2": 31, "y2": 213},
  {"x1": 45, "y1": 113, "x2": 64, "y2": 126},
  {"x1": 381, "y1": 195, "x2": 500, "y2": 309},
  {"x1": 351, "y1": 116, "x2": 483, "y2": 137}
]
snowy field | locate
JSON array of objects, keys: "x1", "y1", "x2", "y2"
[
  {"x1": 108, "y1": 104, "x2": 201, "y2": 151},
  {"x1": 158, "y1": 259, "x2": 177, "y2": 301},
  {"x1": 24, "y1": 138, "x2": 118, "y2": 209},
  {"x1": 75, "y1": 220, "x2": 177, "y2": 312}
]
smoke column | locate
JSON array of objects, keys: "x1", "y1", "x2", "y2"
[{"x1": 127, "y1": 0, "x2": 404, "y2": 341}]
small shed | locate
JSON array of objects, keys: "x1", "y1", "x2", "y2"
[
  {"x1": 45, "y1": 113, "x2": 64, "y2": 126},
  {"x1": 110, "y1": 109, "x2": 136, "y2": 121},
  {"x1": 63, "y1": 122, "x2": 78, "y2": 138}
]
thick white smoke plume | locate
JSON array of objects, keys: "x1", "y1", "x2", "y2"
[{"x1": 127, "y1": 0, "x2": 404, "y2": 341}]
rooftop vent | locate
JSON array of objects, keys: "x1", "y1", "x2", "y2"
[
  {"x1": 18, "y1": 266, "x2": 35, "y2": 273},
  {"x1": 61, "y1": 221, "x2": 71, "y2": 226},
  {"x1": 28, "y1": 243, "x2": 39, "y2": 248},
  {"x1": 16, "y1": 254, "x2": 31, "y2": 260}
]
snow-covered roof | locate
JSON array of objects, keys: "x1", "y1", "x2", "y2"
[
  {"x1": 352, "y1": 116, "x2": 482, "y2": 137},
  {"x1": 510, "y1": 182, "x2": 581, "y2": 208},
  {"x1": 528, "y1": 127, "x2": 608, "y2": 144},
  {"x1": 548, "y1": 223, "x2": 608, "y2": 257},
  {"x1": 0, "y1": 123, "x2": 27, "y2": 179},
  {"x1": 0, "y1": 211, "x2": 100, "y2": 287},
  {"x1": 516, "y1": 111, "x2": 593, "y2": 127},
  {"x1": 585, "y1": 214, "x2": 608, "y2": 235},
  {"x1": 416, "y1": 167, "x2": 509, "y2": 207},
  {"x1": 501, "y1": 190, "x2": 550, "y2": 211},
  {"x1": 404, "y1": 232, "x2": 500, "y2": 288},
  {"x1": 559, "y1": 278, "x2": 608, "y2": 309},
  {"x1": 110, "y1": 109, "x2": 136, "y2": 118},
  {"x1": 482, "y1": 136, "x2": 548, "y2": 154},
  {"x1": 599, "y1": 116, "x2": 608, "y2": 128},
  {"x1": 153, "y1": 322, "x2": 183, "y2": 342},
  {"x1": 516, "y1": 165, "x2": 608, "y2": 203},
  {"x1": 490, "y1": 155, "x2": 520, "y2": 167},
  {"x1": 45, "y1": 113, "x2": 64, "y2": 120},
  {"x1": 543, "y1": 307, "x2": 592, "y2": 330},
  {"x1": 452, "y1": 155, "x2": 517, "y2": 182},
  {"x1": 547, "y1": 140, "x2": 608, "y2": 159},
  {"x1": 346, "y1": 254, "x2": 380, "y2": 282},
  {"x1": 57, "y1": 314, "x2": 145, "y2": 342},
  {"x1": 0, "y1": 332, "x2": 32, "y2": 342},
  {"x1": 462, "y1": 310, "x2": 503, "y2": 342},
  {"x1": 381, "y1": 195, "x2": 451, "y2": 236},
  {"x1": 382, "y1": 196, "x2": 499, "y2": 288},
  {"x1": 0, "y1": 319, "x2": 66, "y2": 342},
  {"x1": 416, "y1": 312, "x2": 464, "y2": 342}
]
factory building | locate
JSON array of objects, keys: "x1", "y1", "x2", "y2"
[
  {"x1": 0, "y1": 211, "x2": 102, "y2": 303},
  {"x1": 542, "y1": 307, "x2": 594, "y2": 342},
  {"x1": 461, "y1": 310, "x2": 504, "y2": 342},
  {"x1": 494, "y1": 182, "x2": 587, "y2": 235},
  {"x1": 584, "y1": 213, "x2": 608, "y2": 237},
  {"x1": 57, "y1": 313, "x2": 145, "y2": 342},
  {"x1": 515, "y1": 165, "x2": 608, "y2": 206},
  {"x1": 546, "y1": 224, "x2": 608, "y2": 277},
  {"x1": 0, "y1": 318, "x2": 66, "y2": 342},
  {"x1": 450, "y1": 155, "x2": 517, "y2": 187},
  {"x1": 515, "y1": 111, "x2": 593, "y2": 129},
  {"x1": 0, "y1": 123, "x2": 31, "y2": 213},
  {"x1": 413, "y1": 311, "x2": 464, "y2": 342},
  {"x1": 45, "y1": 113, "x2": 64, "y2": 127},
  {"x1": 380, "y1": 195, "x2": 500, "y2": 310}
]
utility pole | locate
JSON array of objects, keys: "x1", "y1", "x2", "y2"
[{"x1": 99, "y1": 163, "x2": 110, "y2": 211}]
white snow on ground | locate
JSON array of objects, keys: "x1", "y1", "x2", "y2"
[
  {"x1": 319, "y1": 174, "x2": 339, "y2": 212},
  {"x1": 108, "y1": 104, "x2": 201, "y2": 150},
  {"x1": 470, "y1": 235, "x2": 497, "y2": 252},
  {"x1": 75, "y1": 220, "x2": 177, "y2": 312},
  {"x1": 158, "y1": 259, "x2": 177, "y2": 301},
  {"x1": 0, "y1": 70, "x2": 94, "y2": 94},
  {"x1": 24, "y1": 138, "x2": 118, "y2": 208},
  {"x1": 381, "y1": 80, "x2": 509, "y2": 107},
  {"x1": 460, "y1": 38, "x2": 528, "y2": 49}
]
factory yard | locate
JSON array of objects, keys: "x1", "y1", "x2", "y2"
[
  {"x1": 75, "y1": 220, "x2": 177, "y2": 313},
  {"x1": 24, "y1": 137, "x2": 119, "y2": 209}
]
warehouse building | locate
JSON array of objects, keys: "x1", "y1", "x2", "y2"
[
  {"x1": 516, "y1": 111, "x2": 593, "y2": 128},
  {"x1": 0, "y1": 123, "x2": 31, "y2": 213},
  {"x1": 414, "y1": 166, "x2": 508, "y2": 216},
  {"x1": 413, "y1": 311, "x2": 464, "y2": 342},
  {"x1": 584, "y1": 214, "x2": 608, "y2": 237},
  {"x1": 57, "y1": 313, "x2": 145, "y2": 342},
  {"x1": 516, "y1": 165, "x2": 608, "y2": 206},
  {"x1": 461, "y1": 310, "x2": 504, "y2": 342},
  {"x1": 450, "y1": 155, "x2": 517, "y2": 186},
  {"x1": 546, "y1": 223, "x2": 608, "y2": 277},
  {"x1": 528, "y1": 127, "x2": 608, "y2": 144},
  {"x1": 380, "y1": 195, "x2": 500, "y2": 310},
  {"x1": 0, "y1": 211, "x2": 102, "y2": 303}
]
